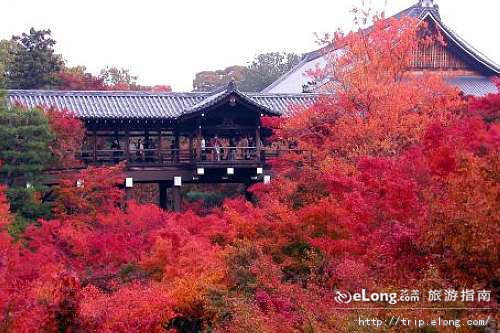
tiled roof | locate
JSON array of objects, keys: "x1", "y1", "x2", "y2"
[
  {"x1": 5, "y1": 86, "x2": 319, "y2": 120},
  {"x1": 263, "y1": 0, "x2": 499, "y2": 94},
  {"x1": 392, "y1": 1, "x2": 440, "y2": 20},
  {"x1": 446, "y1": 76, "x2": 498, "y2": 97}
]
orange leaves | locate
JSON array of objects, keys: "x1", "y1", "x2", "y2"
[
  {"x1": 53, "y1": 164, "x2": 125, "y2": 218},
  {"x1": 275, "y1": 15, "x2": 465, "y2": 171}
]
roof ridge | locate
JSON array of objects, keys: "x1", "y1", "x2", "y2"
[
  {"x1": 6, "y1": 89, "x2": 212, "y2": 96},
  {"x1": 182, "y1": 81, "x2": 282, "y2": 117},
  {"x1": 249, "y1": 92, "x2": 327, "y2": 97},
  {"x1": 5, "y1": 90, "x2": 320, "y2": 119},
  {"x1": 422, "y1": 12, "x2": 499, "y2": 74},
  {"x1": 298, "y1": 1, "x2": 429, "y2": 63}
]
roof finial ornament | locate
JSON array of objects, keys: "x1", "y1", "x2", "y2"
[
  {"x1": 227, "y1": 79, "x2": 236, "y2": 92},
  {"x1": 418, "y1": 0, "x2": 434, "y2": 7}
]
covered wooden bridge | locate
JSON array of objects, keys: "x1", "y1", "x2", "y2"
[{"x1": 7, "y1": 82, "x2": 318, "y2": 210}]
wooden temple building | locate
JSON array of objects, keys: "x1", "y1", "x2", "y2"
[
  {"x1": 7, "y1": 82, "x2": 317, "y2": 211},
  {"x1": 5, "y1": 0, "x2": 499, "y2": 211}
]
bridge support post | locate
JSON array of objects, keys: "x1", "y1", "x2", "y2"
[
  {"x1": 172, "y1": 186, "x2": 181, "y2": 212},
  {"x1": 125, "y1": 188, "x2": 133, "y2": 201},
  {"x1": 159, "y1": 181, "x2": 168, "y2": 210}
]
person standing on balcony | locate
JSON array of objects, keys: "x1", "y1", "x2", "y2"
[
  {"x1": 111, "y1": 137, "x2": 121, "y2": 163},
  {"x1": 229, "y1": 138, "x2": 236, "y2": 160},
  {"x1": 81, "y1": 137, "x2": 90, "y2": 161},
  {"x1": 169, "y1": 140, "x2": 175, "y2": 162},
  {"x1": 201, "y1": 137, "x2": 206, "y2": 160},
  {"x1": 144, "y1": 136, "x2": 152, "y2": 162},
  {"x1": 128, "y1": 139, "x2": 136, "y2": 162},
  {"x1": 248, "y1": 136, "x2": 254, "y2": 159},
  {"x1": 137, "y1": 139, "x2": 144, "y2": 162},
  {"x1": 213, "y1": 135, "x2": 221, "y2": 161},
  {"x1": 240, "y1": 136, "x2": 249, "y2": 160},
  {"x1": 147, "y1": 139, "x2": 155, "y2": 162},
  {"x1": 221, "y1": 137, "x2": 229, "y2": 160}
]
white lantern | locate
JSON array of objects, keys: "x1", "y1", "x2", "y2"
[
  {"x1": 174, "y1": 176, "x2": 182, "y2": 187},
  {"x1": 125, "y1": 177, "x2": 133, "y2": 188},
  {"x1": 227, "y1": 167, "x2": 234, "y2": 175}
]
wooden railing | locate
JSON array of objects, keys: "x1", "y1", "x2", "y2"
[{"x1": 78, "y1": 147, "x2": 311, "y2": 167}]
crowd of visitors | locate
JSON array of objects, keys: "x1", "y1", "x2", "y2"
[
  {"x1": 104, "y1": 134, "x2": 261, "y2": 163},
  {"x1": 198, "y1": 135, "x2": 258, "y2": 161}
]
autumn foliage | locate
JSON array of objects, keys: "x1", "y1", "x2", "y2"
[
  {"x1": 0, "y1": 12, "x2": 498, "y2": 333},
  {"x1": 55, "y1": 69, "x2": 172, "y2": 92},
  {"x1": 45, "y1": 107, "x2": 86, "y2": 169}
]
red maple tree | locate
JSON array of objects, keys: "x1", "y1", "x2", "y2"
[{"x1": 0, "y1": 9, "x2": 497, "y2": 332}]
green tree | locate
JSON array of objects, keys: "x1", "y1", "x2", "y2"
[
  {"x1": 0, "y1": 40, "x2": 17, "y2": 89},
  {"x1": 0, "y1": 105, "x2": 54, "y2": 186},
  {"x1": 240, "y1": 52, "x2": 300, "y2": 92},
  {"x1": 192, "y1": 65, "x2": 248, "y2": 92},
  {"x1": 192, "y1": 52, "x2": 300, "y2": 92},
  {"x1": 99, "y1": 66, "x2": 138, "y2": 87},
  {"x1": 5, "y1": 28, "x2": 64, "y2": 89},
  {"x1": 0, "y1": 97, "x2": 55, "y2": 232}
]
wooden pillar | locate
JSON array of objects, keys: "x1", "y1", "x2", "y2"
[
  {"x1": 244, "y1": 181, "x2": 254, "y2": 202},
  {"x1": 256, "y1": 123, "x2": 262, "y2": 161},
  {"x1": 172, "y1": 186, "x2": 181, "y2": 212},
  {"x1": 189, "y1": 135, "x2": 193, "y2": 160},
  {"x1": 157, "y1": 129, "x2": 162, "y2": 164},
  {"x1": 196, "y1": 119, "x2": 202, "y2": 161},
  {"x1": 174, "y1": 126, "x2": 180, "y2": 162},
  {"x1": 159, "y1": 181, "x2": 168, "y2": 210},
  {"x1": 125, "y1": 129, "x2": 130, "y2": 161},
  {"x1": 93, "y1": 129, "x2": 97, "y2": 163}
]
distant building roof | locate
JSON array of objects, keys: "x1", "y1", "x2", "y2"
[
  {"x1": 263, "y1": 0, "x2": 499, "y2": 95},
  {"x1": 445, "y1": 76, "x2": 498, "y2": 96},
  {"x1": 6, "y1": 83, "x2": 319, "y2": 120}
]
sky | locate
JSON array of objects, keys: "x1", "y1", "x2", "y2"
[{"x1": 1, "y1": 0, "x2": 499, "y2": 91}]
